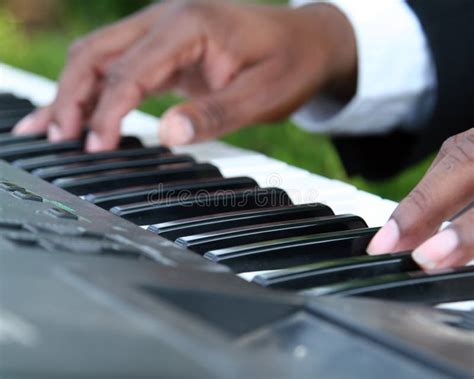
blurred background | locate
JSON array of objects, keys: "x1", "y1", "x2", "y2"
[{"x1": 0, "y1": 0, "x2": 434, "y2": 201}]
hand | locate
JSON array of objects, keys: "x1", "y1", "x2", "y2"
[
  {"x1": 13, "y1": 0, "x2": 357, "y2": 151},
  {"x1": 368, "y1": 128, "x2": 474, "y2": 270}
]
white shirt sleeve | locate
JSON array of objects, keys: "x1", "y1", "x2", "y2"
[{"x1": 290, "y1": 0, "x2": 437, "y2": 135}]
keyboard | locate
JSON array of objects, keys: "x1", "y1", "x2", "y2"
[{"x1": 1, "y1": 63, "x2": 473, "y2": 378}]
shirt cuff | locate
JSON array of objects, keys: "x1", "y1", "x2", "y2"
[{"x1": 290, "y1": 0, "x2": 437, "y2": 135}]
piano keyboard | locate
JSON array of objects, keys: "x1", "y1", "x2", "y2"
[
  {"x1": 1, "y1": 63, "x2": 473, "y2": 378},
  {"x1": 0, "y1": 63, "x2": 399, "y2": 227}
]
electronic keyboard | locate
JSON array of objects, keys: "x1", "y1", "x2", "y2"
[{"x1": 1, "y1": 63, "x2": 473, "y2": 379}]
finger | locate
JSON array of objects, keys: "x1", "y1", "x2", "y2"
[
  {"x1": 86, "y1": 18, "x2": 206, "y2": 151},
  {"x1": 48, "y1": 6, "x2": 164, "y2": 142},
  {"x1": 173, "y1": 66, "x2": 211, "y2": 98},
  {"x1": 367, "y1": 130, "x2": 474, "y2": 254},
  {"x1": 412, "y1": 208, "x2": 474, "y2": 270},
  {"x1": 159, "y1": 57, "x2": 307, "y2": 145},
  {"x1": 12, "y1": 106, "x2": 53, "y2": 135},
  {"x1": 426, "y1": 132, "x2": 462, "y2": 174}
]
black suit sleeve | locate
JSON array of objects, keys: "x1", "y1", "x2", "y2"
[{"x1": 332, "y1": 0, "x2": 474, "y2": 180}]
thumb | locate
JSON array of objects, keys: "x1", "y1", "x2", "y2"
[
  {"x1": 158, "y1": 98, "x2": 229, "y2": 146},
  {"x1": 159, "y1": 59, "x2": 288, "y2": 146}
]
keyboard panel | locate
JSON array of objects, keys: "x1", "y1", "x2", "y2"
[
  {"x1": 1, "y1": 91, "x2": 472, "y2": 308},
  {"x1": 1, "y1": 67, "x2": 473, "y2": 378}
]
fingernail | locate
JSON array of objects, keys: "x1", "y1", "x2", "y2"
[
  {"x1": 48, "y1": 124, "x2": 62, "y2": 142},
  {"x1": 367, "y1": 219, "x2": 400, "y2": 254},
  {"x1": 12, "y1": 114, "x2": 34, "y2": 134},
  {"x1": 85, "y1": 131, "x2": 103, "y2": 152},
  {"x1": 160, "y1": 114, "x2": 195, "y2": 145},
  {"x1": 412, "y1": 229, "x2": 459, "y2": 269}
]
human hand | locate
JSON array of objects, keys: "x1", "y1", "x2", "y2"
[
  {"x1": 13, "y1": 0, "x2": 356, "y2": 151},
  {"x1": 368, "y1": 128, "x2": 474, "y2": 270}
]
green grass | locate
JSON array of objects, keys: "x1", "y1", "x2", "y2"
[{"x1": 0, "y1": 5, "x2": 433, "y2": 201}]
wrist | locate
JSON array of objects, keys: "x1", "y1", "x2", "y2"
[{"x1": 297, "y1": 3, "x2": 357, "y2": 102}]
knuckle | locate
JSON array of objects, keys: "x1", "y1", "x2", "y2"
[
  {"x1": 269, "y1": 54, "x2": 293, "y2": 76},
  {"x1": 67, "y1": 39, "x2": 88, "y2": 61},
  {"x1": 198, "y1": 98, "x2": 227, "y2": 132},
  {"x1": 457, "y1": 129, "x2": 474, "y2": 162},
  {"x1": 103, "y1": 63, "x2": 144, "y2": 104},
  {"x1": 466, "y1": 127, "x2": 474, "y2": 140},
  {"x1": 440, "y1": 135, "x2": 456, "y2": 156},
  {"x1": 453, "y1": 142, "x2": 474, "y2": 164},
  {"x1": 391, "y1": 187, "x2": 434, "y2": 241},
  {"x1": 444, "y1": 131, "x2": 474, "y2": 168},
  {"x1": 105, "y1": 62, "x2": 128, "y2": 87},
  {"x1": 404, "y1": 184, "x2": 433, "y2": 216},
  {"x1": 176, "y1": 0, "x2": 209, "y2": 20}
]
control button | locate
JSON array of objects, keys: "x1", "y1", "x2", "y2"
[
  {"x1": 39, "y1": 235, "x2": 142, "y2": 258},
  {"x1": 39, "y1": 236, "x2": 103, "y2": 254},
  {"x1": 0, "y1": 219, "x2": 24, "y2": 231},
  {"x1": 0, "y1": 182, "x2": 24, "y2": 192},
  {"x1": 11, "y1": 190, "x2": 43, "y2": 202},
  {"x1": 101, "y1": 242, "x2": 142, "y2": 258},
  {"x1": 104, "y1": 233, "x2": 132, "y2": 244},
  {"x1": 24, "y1": 222, "x2": 86, "y2": 236},
  {"x1": 45, "y1": 207, "x2": 78, "y2": 220},
  {"x1": 3, "y1": 231, "x2": 39, "y2": 245}
]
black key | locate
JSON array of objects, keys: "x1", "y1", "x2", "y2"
[
  {"x1": 0, "y1": 95, "x2": 34, "y2": 131},
  {"x1": 0, "y1": 138, "x2": 84, "y2": 162},
  {"x1": 23, "y1": 222, "x2": 96, "y2": 237},
  {"x1": 0, "y1": 93, "x2": 16, "y2": 101},
  {"x1": 45, "y1": 207, "x2": 78, "y2": 220},
  {"x1": 11, "y1": 190, "x2": 43, "y2": 202},
  {"x1": 14, "y1": 142, "x2": 168, "y2": 171},
  {"x1": 0, "y1": 181, "x2": 24, "y2": 192},
  {"x1": 0, "y1": 218, "x2": 24, "y2": 231},
  {"x1": 302, "y1": 265, "x2": 474, "y2": 304},
  {"x1": 253, "y1": 251, "x2": 417, "y2": 289},
  {"x1": 55, "y1": 163, "x2": 222, "y2": 195},
  {"x1": 150, "y1": 203, "x2": 334, "y2": 241},
  {"x1": 442, "y1": 309, "x2": 474, "y2": 331},
  {"x1": 85, "y1": 176, "x2": 258, "y2": 209},
  {"x1": 0, "y1": 135, "x2": 143, "y2": 163},
  {"x1": 176, "y1": 214, "x2": 366, "y2": 254},
  {"x1": 0, "y1": 115, "x2": 28, "y2": 133},
  {"x1": 112, "y1": 187, "x2": 292, "y2": 225},
  {"x1": 4, "y1": 231, "x2": 39, "y2": 246},
  {"x1": 0, "y1": 133, "x2": 45, "y2": 147},
  {"x1": 204, "y1": 227, "x2": 379, "y2": 272},
  {"x1": 0, "y1": 97, "x2": 33, "y2": 110},
  {"x1": 38, "y1": 235, "x2": 142, "y2": 258},
  {"x1": 0, "y1": 106, "x2": 34, "y2": 118},
  {"x1": 33, "y1": 155, "x2": 195, "y2": 181}
]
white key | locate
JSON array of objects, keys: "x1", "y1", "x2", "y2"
[
  {"x1": 436, "y1": 301, "x2": 474, "y2": 312},
  {"x1": 238, "y1": 269, "x2": 282, "y2": 282},
  {"x1": 174, "y1": 142, "x2": 259, "y2": 161}
]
